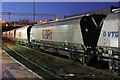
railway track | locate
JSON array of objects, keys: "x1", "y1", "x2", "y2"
[
  {"x1": 1, "y1": 44, "x2": 63, "y2": 80},
  {"x1": 3, "y1": 40, "x2": 109, "y2": 70},
  {"x1": 2, "y1": 40, "x2": 120, "y2": 80}
]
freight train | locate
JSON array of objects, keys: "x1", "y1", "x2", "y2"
[{"x1": 2, "y1": 7, "x2": 120, "y2": 73}]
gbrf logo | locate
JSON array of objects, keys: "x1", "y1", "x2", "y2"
[{"x1": 42, "y1": 29, "x2": 52, "y2": 39}]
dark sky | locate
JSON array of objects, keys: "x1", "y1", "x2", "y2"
[{"x1": 2, "y1": 2, "x2": 119, "y2": 21}]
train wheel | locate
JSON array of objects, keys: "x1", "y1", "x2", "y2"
[
  {"x1": 68, "y1": 51, "x2": 75, "y2": 61},
  {"x1": 25, "y1": 43, "x2": 28, "y2": 47},
  {"x1": 53, "y1": 48, "x2": 57, "y2": 53},
  {"x1": 79, "y1": 55, "x2": 86, "y2": 65},
  {"x1": 84, "y1": 56, "x2": 90, "y2": 66},
  {"x1": 109, "y1": 60, "x2": 120, "y2": 75},
  {"x1": 79, "y1": 56, "x2": 84, "y2": 64},
  {"x1": 69, "y1": 51, "x2": 81, "y2": 62}
]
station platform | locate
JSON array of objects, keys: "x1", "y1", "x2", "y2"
[{"x1": 0, "y1": 47, "x2": 43, "y2": 80}]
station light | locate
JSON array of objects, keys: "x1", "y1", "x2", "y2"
[
  {"x1": 55, "y1": 18, "x2": 59, "y2": 21},
  {"x1": 6, "y1": 24, "x2": 8, "y2": 26},
  {"x1": 2, "y1": 21, "x2": 5, "y2": 23}
]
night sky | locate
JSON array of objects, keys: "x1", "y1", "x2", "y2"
[{"x1": 2, "y1": 2, "x2": 119, "y2": 21}]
